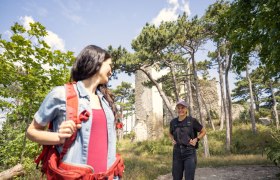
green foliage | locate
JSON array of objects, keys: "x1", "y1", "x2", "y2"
[
  {"x1": 117, "y1": 129, "x2": 173, "y2": 180},
  {"x1": 0, "y1": 20, "x2": 75, "y2": 175},
  {"x1": 231, "y1": 67, "x2": 279, "y2": 110},
  {"x1": 0, "y1": 123, "x2": 24, "y2": 170},
  {"x1": 130, "y1": 129, "x2": 172, "y2": 156},
  {"x1": 123, "y1": 131, "x2": 136, "y2": 140},
  {"x1": 238, "y1": 109, "x2": 250, "y2": 123},
  {"x1": 0, "y1": 121, "x2": 40, "y2": 173},
  {"x1": 265, "y1": 130, "x2": 280, "y2": 166},
  {"x1": 112, "y1": 82, "x2": 135, "y2": 112},
  {"x1": 136, "y1": 138, "x2": 172, "y2": 155},
  {"x1": 207, "y1": 129, "x2": 226, "y2": 155},
  {"x1": 228, "y1": 0, "x2": 280, "y2": 77},
  {"x1": 122, "y1": 154, "x2": 171, "y2": 180},
  {"x1": 206, "y1": 124, "x2": 274, "y2": 155},
  {"x1": 231, "y1": 124, "x2": 273, "y2": 154},
  {"x1": 0, "y1": 21, "x2": 74, "y2": 117},
  {"x1": 210, "y1": 109, "x2": 219, "y2": 119},
  {"x1": 258, "y1": 108, "x2": 272, "y2": 118}
]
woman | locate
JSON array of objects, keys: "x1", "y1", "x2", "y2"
[
  {"x1": 27, "y1": 45, "x2": 123, "y2": 179},
  {"x1": 169, "y1": 99, "x2": 206, "y2": 180}
]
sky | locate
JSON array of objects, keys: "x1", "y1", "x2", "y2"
[{"x1": 0, "y1": 0, "x2": 224, "y2": 89}]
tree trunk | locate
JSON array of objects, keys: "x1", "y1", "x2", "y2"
[
  {"x1": 270, "y1": 80, "x2": 279, "y2": 129},
  {"x1": 201, "y1": 94, "x2": 215, "y2": 131},
  {"x1": 192, "y1": 83, "x2": 215, "y2": 130},
  {"x1": 191, "y1": 53, "x2": 210, "y2": 157},
  {"x1": 186, "y1": 60, "x2": 194, "y2": 116},
  {"x1": 169, "y1": 64, "x2": 180, "y2": 102},
  {"x1": 224, "y1": 50, "x2": 233, "y2": 152},
  {"x1": 0, "y1": 164, "x2": 24, "y2": 180},
  {"x1": 140, "y1": 67, "x2": 176, "y2": 118},
  {"x1": 246, "y1": 65, "x2": 257, "y2": 134},
  {"x1": 217, "y1": 44, "x2": 227, "y2": 131},
  {"x1": 254, "y1": 94, "x2": 260, "y2": 112}
]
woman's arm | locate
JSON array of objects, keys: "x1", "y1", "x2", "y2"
[
  {"x1": 27, "y1": 119, "x2": 81, "y2": 145},
  {"x1": 197, "y1": 127, "x2": 206, "y2": 141},
  {"x1": 189, "y1": 127, "x2": 206, "y2": 146}
]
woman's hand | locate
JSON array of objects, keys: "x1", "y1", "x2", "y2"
[
  {"x1": 189, "y1": 138, "x2": 198, "y2": 147},
  {"x1": 169, "y1": 134, "x2": 176, "y2": 145},
  {"x1": 58, "y1": 120, "x2": 82, "y2": 143},
  {"x1": 27, "y1": 119, "x2": 82, "y2": 145},
  {"x1": 171, "y1": 138, "x2": 176, "y2": 145}
]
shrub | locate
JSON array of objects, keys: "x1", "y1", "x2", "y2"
[
  {"x1": 265, "y1": 130, "x2": 280, "y2": 167},
  {"x1": 231, "y1": 124, "x2": 273, "y2": 154},
  {"x1": 206, "y1": 129, "x2": 227, "y2": 155},
  {"x1": 210, "y1": 109, "x2": 219, "y2": 119}
]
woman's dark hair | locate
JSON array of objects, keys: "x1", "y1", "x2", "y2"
[
  {"x1": 70, "y1": 45, "x2": 116, "y2": 117},
  {"x1": 71, "y1": 45, "x2": 111, "y2": 81}
]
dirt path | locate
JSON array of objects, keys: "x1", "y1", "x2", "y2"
[{"x1": 156, "y1": 165, "x2": 280, "y2": 180}]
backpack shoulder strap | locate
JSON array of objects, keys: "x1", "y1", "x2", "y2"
[
  {"x1": 170, "y1": 118, "x2": 177, "y2": 135},
  {"x1": 187, "y1": 116, "x2": 195, "y2": 138},
  {"x1": 188, "y1": 116, "x2": 199, "y2": 149},
  {"x1": 65, "y1": 82, "x2": 78, "y2": 123},
  {"x1": 59, "y1": 82, "x2": 79, "y2": 160}
]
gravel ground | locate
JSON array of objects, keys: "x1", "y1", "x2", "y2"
[{"x1": 156, "y1": 165, "x2": 280, "y2": 180}]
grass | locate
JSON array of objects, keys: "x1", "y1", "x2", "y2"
[
  {"x1": 117, "y1": 138, "x2": 172, "y2": 180},
  {"x1": 198, "y1": 154, "x2": 272, "y2": 167}
]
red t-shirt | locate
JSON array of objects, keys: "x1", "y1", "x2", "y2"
[{"x1": 87, "y1": 109, "x2": 108, "y2": 173}]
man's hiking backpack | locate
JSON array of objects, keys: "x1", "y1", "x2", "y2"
[{"x1": 35, "y1": 82, "x2": 125, "y2": 180}]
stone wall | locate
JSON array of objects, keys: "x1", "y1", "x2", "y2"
[
  {"x1": 197, "y1": 79, "x2": 220, "y2": 120},
  {"x1": 232, "y1": 104, "x2": 245, "y2": 121},
  {"x1": 192, "y1": 79, "x2": 244, "y2": 123}
]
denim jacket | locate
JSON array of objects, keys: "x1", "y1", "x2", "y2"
[{"x1": 34, "y1": 81, "x2": 117, "y2": 170}]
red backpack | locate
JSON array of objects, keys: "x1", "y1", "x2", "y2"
[{"x1": 35, "y1": 83, "x2": 125, "y2": 180}]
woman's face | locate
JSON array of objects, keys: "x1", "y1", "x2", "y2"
[
  {"x1": 98, "y1": 58, "x2": 112, "y2": 84},
  {"x1": 176, "y1": 104, "x2": 188, "y2": 116}
]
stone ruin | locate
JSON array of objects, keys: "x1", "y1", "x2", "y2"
[
  {"x1": 133, "y1": 68, "x2": 244, "y2": 141},
  {"x1": 134, "y1": 68, "x2": 164, "y2": 141}
]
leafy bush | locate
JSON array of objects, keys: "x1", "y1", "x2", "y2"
[
  {"x1": 132, "y1": 138, "x2": 172, "y2": 155},
  {"x1": 123, "y1": 131, "x2": 136, "y2": 140},
  {"x1": 206, "y1": 129, "x2": 227, "y2": 155},
  {"x1": 210, "y1": 109, "x2": 219, "y2": 119},
  {"x1": 231, "y1": 124, "x2": 273, "y2": 154},
  {"x1": 0, "y1": 121, "x2": 41, "y2": 177},
  {"x1": 206, "y1": 124, "x2": 274, "y2": 155},
  {"x1": 258, "y1": 108, "x2": 272, "y2": 118},
  {"x1": 238, "y1": 110, "x2": 250, "y2": 123},
  {"x1": 265, "y1": 130, "x2": 280, "y2": 166}
]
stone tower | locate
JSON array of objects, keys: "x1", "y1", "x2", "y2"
[{"x1": 134, "y1": 68, "x2": 164, "y2": 141}]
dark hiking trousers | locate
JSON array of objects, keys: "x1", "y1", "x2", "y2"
[{"x1": 172, "y1": 144, "x2": 197, "y2": 180}]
